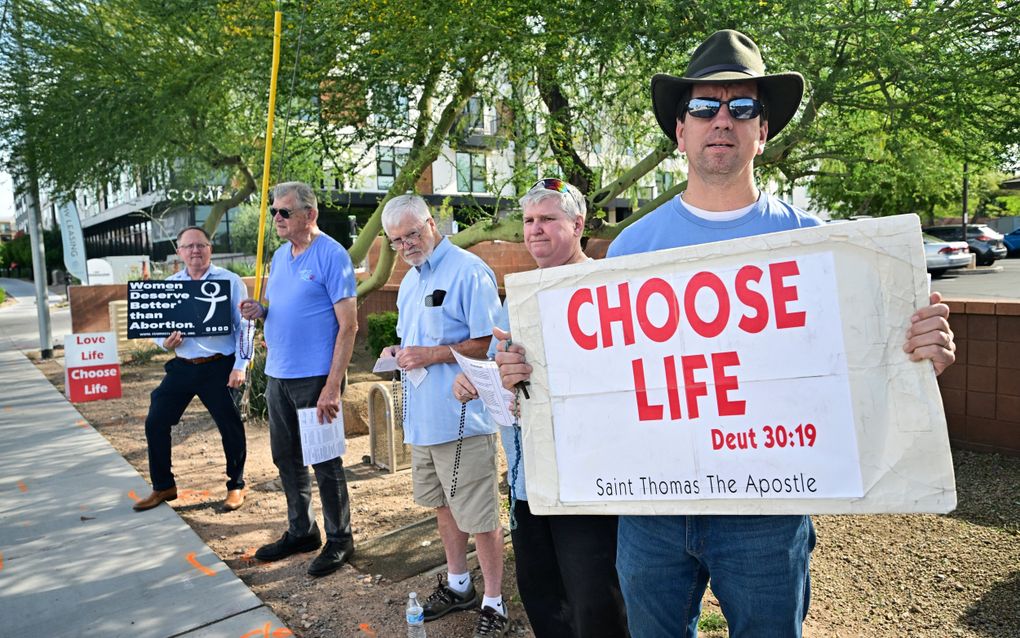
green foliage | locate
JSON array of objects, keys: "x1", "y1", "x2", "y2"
[
  {"x1": 0, "y1": 287, "x2": 6, "y2": 303},
  {"x1": 124, "y1": 342, "x2": 163, "y2": 366},
  {"x1": 366, "y1": 311, "x2": 398, "y2": 358},
  {"x1": 698, "y1": 611, "x2": 727, "y2": 633},
  {"x1": 244, "y1": 332, "x2": 269, "y2": 421},
  {"x1": 229, "y1": 203, "x2": 283, "y2": 256},
  {"x1": 0, "y1": 230, "x2": 62, "y2": 272},
  {"x1": 223, "y1": 260, "x2": 256, "y2": 277}
]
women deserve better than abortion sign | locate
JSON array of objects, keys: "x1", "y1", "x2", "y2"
[{"x1": 505, "y1": 215, "x2": 956, "y2": 515}]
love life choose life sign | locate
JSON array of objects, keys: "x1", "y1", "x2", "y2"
[
  {"x1": 127, "y1": 280, "x2": 233, "y2": 339},
  {"x1": 64, "y1": 332, "x2": 121, "y2": 402},
  {"x1": 505, "y1": 215, "x2": 956, "y2": 515}
]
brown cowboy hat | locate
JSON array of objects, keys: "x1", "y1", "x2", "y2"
[{"x1": 651, "y1": 29, "x2": 804, "y2": 142}]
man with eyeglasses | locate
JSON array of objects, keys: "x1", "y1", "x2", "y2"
[
  {"x1": 379, "y1": 194, "x2": 507, "y2": 637},
  {"x1": 496, "y1": 30, "x2": 956, "y2": 638},
  {"x1": 239, "y1": 181, "x2": 358, "y2": 577},
  {"x1": 133, "y1": 226, "x2": 250, "y2": 513}
]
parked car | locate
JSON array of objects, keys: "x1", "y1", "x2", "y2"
[
  {"x1": 922, "y1": 234, "x2": 971, "y2": 277},
  {"x1": 1003, "y1": 228, "x2": 1020, "y2": 257},
  {"x1": 922, "y1": 224, "x2": 1007, "y2": 266}
]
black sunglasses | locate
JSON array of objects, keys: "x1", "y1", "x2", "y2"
[
  {"x1": 269, "y1": 206, "x2": 308, "y2": 219},
  {"x1": 683, "y1": 97, "x2": 764, "y2": 120}
]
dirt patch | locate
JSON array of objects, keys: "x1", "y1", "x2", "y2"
[{"x1": 32, "y1": 344, "x2": 1020, "y2": 638}]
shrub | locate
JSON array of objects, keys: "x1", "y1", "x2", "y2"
[
  {"x1": 242, "y1": 328, "x2": 269, "y2": 421},
  {"x1": 366, "y1": 311, "x2": 399, "y2": 357},
  {"x1": 0, "y1": 287, "x2": 6, "y2": 304}
]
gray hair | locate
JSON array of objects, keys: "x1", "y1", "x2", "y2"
[
  {"x1": 519, "y1": 179, "x2": 586, "y2": 222},
  {"x1": 381, "y1": 194, "x2": 432, "y2": 232},
  {"x1": 271, "y1": 181, "x2": 317, "y2": 211}
]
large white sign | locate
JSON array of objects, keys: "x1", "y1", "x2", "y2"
[{"x1": 505, "y1": 215, "x2": 956, "y2": 515}]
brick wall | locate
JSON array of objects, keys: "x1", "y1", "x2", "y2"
[{"x1": 938, "y1": 299, "x2": 1020, "y2": 456}]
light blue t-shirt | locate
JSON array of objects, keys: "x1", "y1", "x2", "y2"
[
  {"x1": 264, "y1": 233, "x2": 356, "y2": 378},
  {"x1": 608, "y1": 192, "x2": 822, "y2": 258},
  {"x1": 155, "y1": 264, "x2": 252, "y2": 372},
  {"x1": 397, "y1": 238, "x2": 502, "y2": 446}
]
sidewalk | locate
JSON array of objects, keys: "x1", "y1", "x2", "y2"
[{"x1": 0, "y1": 335, "x2": 289, "y2": 636}]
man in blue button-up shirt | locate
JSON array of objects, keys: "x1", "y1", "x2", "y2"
[
  {"x1": 380, "y1": 194, "x2": 508, "y2": 637},
  {"x1": 133, "y1": 226, "x2": 251, "y2": 513}
]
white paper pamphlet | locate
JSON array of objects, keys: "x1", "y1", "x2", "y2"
[
  {"x1": 298, "y1": 407, "x2": 346, "y2": 466},
  {"x1": 451, "y1": 349, "x2": 516, "y2": 428}
]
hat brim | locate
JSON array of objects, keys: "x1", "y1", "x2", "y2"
[{"x1": 651, "y1": 71, "x2": 804, "y2": 142}]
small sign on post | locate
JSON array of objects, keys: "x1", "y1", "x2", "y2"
[
  {"x1": 64, "y1": 332, "x2": 122, "y2": 402},
  {"x1": 126, "y1": 280, "x2": 233, "y2": 339}
]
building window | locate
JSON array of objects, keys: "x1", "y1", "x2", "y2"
[
  {"x1": 655, "y1": 171, "x2": 675, "y2": 196},
  {"x1": 374, "y1": 85, "x2": 409, "y2": 130},
  {"x1": 377, "y1": 147, "x2": 409, "y2": 190},
  {"x1": 462, "y1": 96, "x2": 485, "y2": 134},
  {"x1": 456, "y1": 152, "x2": 486, "y2": 193}
]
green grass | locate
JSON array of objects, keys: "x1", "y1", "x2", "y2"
[{"x1": 0, "y1": 287, "x2": 6, "y2": 303}]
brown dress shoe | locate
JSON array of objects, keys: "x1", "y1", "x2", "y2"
[
  {"x1": 133, "y1": 486, "x2": 178, "y2": 511},
  {"x1": 223, "y1": 488, "x2": 246, "y2": 511}
]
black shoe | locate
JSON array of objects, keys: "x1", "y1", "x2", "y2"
[
  {"x1": 422, "y1": 573, "x2": 478, "y2": 621},
  {"x1": 307, "y1": 540, "x2": 355, "y2": 577},
  {"x1": 473, "y1": 605, "x2": 509, "y2": 637},
  {"x1": 254, "y1": 528, "x2": 322, "y2": 562}
]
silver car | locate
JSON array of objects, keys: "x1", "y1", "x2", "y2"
[{"x1": 923, "y1": 233, "x2": 971, "y2": 277}]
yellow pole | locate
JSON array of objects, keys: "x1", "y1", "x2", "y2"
[{"x1": 253, "y1": 10, "x2": 283, "y2": 302}]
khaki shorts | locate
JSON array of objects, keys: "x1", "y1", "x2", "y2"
[{"x1": 412, "y1": 434, "x2": 500, "y2": 534}]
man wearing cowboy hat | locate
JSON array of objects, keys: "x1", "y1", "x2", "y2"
[{"x1": 496, "y1": 29, "x2": 956, "y2": 637}]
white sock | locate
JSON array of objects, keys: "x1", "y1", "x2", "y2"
[
  {"x1": 447, "y1": 571, "x2": 471, "y2": 594},
  {"x1": 482, "y1": 595, "x2": 506, "y2": 617}
]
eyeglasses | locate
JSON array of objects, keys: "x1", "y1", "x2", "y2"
[
  {"x1": 388, "y1": 223, "x2": 427, "y2": 250},
  {"x1": 269, "y1": 206, "x2": 308, "y2": 219},
  {"x1": 684, "y1": 97, "x2": 764, "y2": 120},
  {"x1": 530, "y1": 178, "x2": 585, "y2": 214},
  {"x1": 178, "y1": 243, "x2": 210, "y2": 251}
]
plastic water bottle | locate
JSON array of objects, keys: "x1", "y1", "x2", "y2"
[{"x1": 406, "y1": 592, "x2": 426, "y2": 638}]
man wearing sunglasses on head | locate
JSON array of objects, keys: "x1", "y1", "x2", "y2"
[
  {"x1": 496, "y1": 30, "x2": 956, "y2": 638},
  {"x1": 454, "y1": 178, "x2": 630, "y2": 638},
  {"x1": 379, "y1": 194, "x2": 507, "y2": 637},
  {"x1": 239, "y1": 181, "x2": 358, "y2": 578}
]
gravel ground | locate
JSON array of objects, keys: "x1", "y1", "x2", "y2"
[{"x1": 33, "y1": 350, "x2": 1020, "y2": 638}]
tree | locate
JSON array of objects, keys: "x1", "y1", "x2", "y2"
[{"x1": 3, "y1": 0, "x2": 1018, "y2": 301}]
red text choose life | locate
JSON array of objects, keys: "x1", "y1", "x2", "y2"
[{"x1": 563, "y1": 260, "x2": 808, "y2": 423}]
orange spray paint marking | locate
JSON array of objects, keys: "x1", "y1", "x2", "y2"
[
  {"x1": 17, "y1": 481, "x2": 27, "y2": 493},
  {"x1": 358, "y1": 623, "x2": 377, "y2": 637},
  {"x1": 177, "y1": 489, "x2": 211, "y2": 501},
  {"x1": 76, "y1": 419, "x2": 88, "y2": 428},
  {"x1": 185, "y1": 552, "x2": 216, "y2": 576},
  {"x1": 239, "y1": 623, "x2": 291, "y2": 638},
  {"x1": 0, "y1": 552, "x2": 4, "y2": 572},
  {"x1": 127, "y1": 490, "x2": 140, "y2": 502}
]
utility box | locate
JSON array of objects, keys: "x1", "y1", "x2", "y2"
[{"x1": 367, "y1": 382, "x2": 412, "y2": 473}]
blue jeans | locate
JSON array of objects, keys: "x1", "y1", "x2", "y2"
[
  {"x1": 266, "y1": 376, "x2": 353, "y2": 543},
  {"x1": 616, "y1": 515, "x2": 815, "y2": 638}
]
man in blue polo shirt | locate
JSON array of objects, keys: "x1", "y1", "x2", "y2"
[
  {"x1": 240, "y1": 181, "x2": 358, "y2": 578},
  {"x1": 380, "y1": 194, "x2": 507, "y2": 637},
  {"x1": 133, "y1": 225, "x2": 250, "y2": 513}
]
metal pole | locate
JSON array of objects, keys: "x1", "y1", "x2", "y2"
[
  {"x1": 961, "y1": 161, "x2": 969, "y2": 238},
  {"x1": 25, "y1": 168, "x2": 53, "y2": 359}
]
